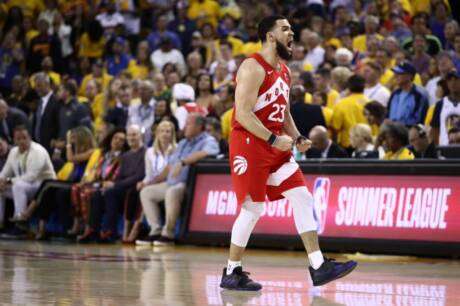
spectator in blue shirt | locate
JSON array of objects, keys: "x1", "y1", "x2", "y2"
[
  {"x1": 106, "y1": 37, "x2": 131, "y2": 76},
  {"x1": 137, "y1": 113, "x2": 219, "y2": 246},
  {"x1": 388, "y1": 62, "x2": 429, "y2": 126},
  {"x1": 147, "y1": 16, "x2": 182, "y2": 52},
  {"x1": 0, "y1": 31, "x2": 23, "y2": 95}
]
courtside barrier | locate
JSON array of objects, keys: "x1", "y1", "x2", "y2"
[{"x1": 180, "y1": 160, "x2": 460, "y2": 257}]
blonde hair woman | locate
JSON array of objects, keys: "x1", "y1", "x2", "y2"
[
  {"x1": 350, "y1": 123, "x2": 380, "y2": 158},
  {"x1": 124, "y1": 120, "x2": 177, "y2": 243}
]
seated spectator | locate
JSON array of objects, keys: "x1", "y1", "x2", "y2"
[
  {"x1": 363, "y1": 101, "x2": 387, "y2": 137},
  {"x1": 78, "y1": 59, "x2": 113, "y2": 97},
  {"x1": 126, "y1": 41, "x2": 152, "y2": 80},
  {"x1": 313, "y1": 67, "x2": 340, "y2": 108},
  {"x1": 152, "y1": 72, "x2": 172, "y2": 102},
  {"x1": 106, "y1": 37, "x2": 131, "y2": 76},
  {"x1": 51, "y1": 80, "x2": 92, "y2": 167},
  {"x1": 431, "y1": 70, "x2": 460, "y2": 145},
  {"x1": 95, "y1": 1, "x2": 124, "y2": 36},
  {"x1": 88, "y1": 125, "x2": 145, "y2": 242},
  {"x1": 0, "y1": 126, "x2": 56, "y2": 231},
  {"x1": 361, "y1": 62, "x2": 391, "y2": 107},
  {"x1": 334, "y1": 48, "x2": 354, "y2": 68},
  {"x1": 0, "y1": 136, "x2": 10, "y2": 170},
  {"x1": 290, "y1": 85, "x2": 326, "y2": 138},
  {"x1": 350, "y1": 124, "x2": 380, "y2": 159},
  {"x1": 104, "y1": 82, "x2": 132, "y2": 129},
  {"x1": 147, "y1": 15, "x2": 182, "y2": 52},
  {"x1": 306, "y1": 125, "x2": 348, "y2": 159},
  {"x1": 205, "y1": 117, "x2": 228, "y2": 158},
  {"x1": 127, "y1": 80, "x2": 156, "y2": 144},
  {"x1": 73, "y1": 128, "x2": 128, "y2": 242},
  {"x1": 331, "y1": 74, "x2": 369, "y2": 153},
  {"x1": 24, "y1": 127, "x2": 95, "y2": 239},
  {"x1": 173, "y1": 83, "x2": 207, "y2": 131},
  {"x1": 0, "y1": 98, "x2": 29, "y2": 144},
  {"x1": 408, "y1": 124, "x2": 438, "y2": 158},
  {"x1": 448, "y1": 127, "x2": 460, "y2": 144},
  {"x1": 150, "y1": 37, "x2": 186, "y2": 77},
  {"x1": 128, "y1": 120, "x2": 177, "y2": 244},
  {"x1": 196, "y1": 73, "x2": 220, "y2": 117},
  {"x1": 387, "y1": 62, "x2": 429, "y2": 126},
  {"x1": 379, "y1": 122, "x2": 415, "y2": 160},
  {"x1": 152, "y1": 99, "x2": 179, "y2": 133},
  {"x1": 137, "y1": 113, "x2": 219, "y2": 246},
  {"x1": 331, "y1": 66, "x2": 353, "y2": 97}
]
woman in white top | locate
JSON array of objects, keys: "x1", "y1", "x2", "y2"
[{"x1": 123, "y1": 120, "x2": 177, "y2": 243}]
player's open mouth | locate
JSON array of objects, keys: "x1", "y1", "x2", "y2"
[{"x1": 287, "y1": 40, "x2": 293, "y2": 50}]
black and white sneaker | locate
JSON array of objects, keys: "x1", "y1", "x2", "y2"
[
  {"x1": 309, "y1": 257, "x2": 357, "y2": 286},
  {"x1": 153, "y1": 236, "x2": 175, "y2": 246},
  {"x1": 220, "y1": 267, "x2": 262, "y2": 291},
  {"x1": 135, "y1": 234, "x2": 161, "y2": 246}
]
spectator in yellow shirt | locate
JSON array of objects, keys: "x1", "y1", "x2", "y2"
[
  {"x1": 352, "y1": 15, "x2": 384, "y2": 53},
  {"x1": 78, "y1": 60, "x2": 113, "y2": 97},
  {"x1": 78, "y1": 20, "x2": 106, "y2": 59},
  {"x1": 364, "y1": 101, "x2": 387, "y2": 137},
  {"x1": 331, "y1": 75, "x2": 369, "y2": 152},
  {"x1": 313, "y1": 67, "x2": 340, "y2": 108},
  {"x1": 6, "y1": 0, "x2": 44, "y2": 18},
  {"x1": 380, "y1": 122, "x2": 415, "y2": 160},
  {"x1": 187, "y1": 0, "x2": 221, "y2": 28},
  {"x1": 126, "y1": 41, "x2": 151, "y2": 80}
]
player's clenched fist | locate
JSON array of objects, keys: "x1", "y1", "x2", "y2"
[
  {"x1": 296, "y1": 136, "x2": 312, "y2": 153},
  {"x1": 273, "y1": 135, "x2": 293, "y2": 151}
]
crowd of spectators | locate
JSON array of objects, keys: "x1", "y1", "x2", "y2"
[{"x1": 0, "y1": 0, "x2": 459, "y2": 242}]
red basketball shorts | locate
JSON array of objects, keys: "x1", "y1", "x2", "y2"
[{"x1": 229, "y1": 129, "x2": 306, "y2": 205}]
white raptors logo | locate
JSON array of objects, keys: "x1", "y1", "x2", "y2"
[
  {"x1": 313, "y1": 177, "x2": 331, "y2": 234},
  {"x1": 233, "y1": 156, "x2": 248, "y2": 175}
]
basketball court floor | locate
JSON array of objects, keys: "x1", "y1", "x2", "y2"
[{"x1": 0, "y1": 241, "x2": 459, "y2": 306}]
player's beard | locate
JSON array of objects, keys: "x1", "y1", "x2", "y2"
[{"x1": 276, "y1": 40, "x2": 292, "y2": 61}]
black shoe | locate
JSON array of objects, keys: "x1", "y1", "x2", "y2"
[
  {"x1": 135, "y1": 234, "x2": 161, "y2": 246},
  {"x1": 220, "y1": 267, "x2": 262, "y2": 291},
  {"x1": 309, "y1": 257, "x2": 357, "y2": 286},
  {"x1": 0, "y1": 226, "x2": 28, "y2": 239},
  {"x1": 153, "y1": 236, "x2": 175, "y2": 246}
]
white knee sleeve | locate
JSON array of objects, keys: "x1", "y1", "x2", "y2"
[
  {"x1": 230, "y1": 199, "x2": 264, "y2": 247},
  {"x1": 282, "y1": 187, "x2": 317, "y2": 234}
]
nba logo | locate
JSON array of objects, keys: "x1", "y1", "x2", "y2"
[{"x1": 313, "y1": 177, "x2": 330, "y2": 234}]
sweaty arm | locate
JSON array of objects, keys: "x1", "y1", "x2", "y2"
[{"x1": 234, "y1": 59, "x2": 273, "y2": 141}]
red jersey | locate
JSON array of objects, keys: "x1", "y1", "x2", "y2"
[{"x1": 232, "y1": 53, "x2": 291, "y2": 134}]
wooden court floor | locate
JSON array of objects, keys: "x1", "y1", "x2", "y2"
[{"x1": 0, "y1": 241, "x2": 459, "y2": 306}]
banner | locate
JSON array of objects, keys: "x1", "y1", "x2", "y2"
[{"x1": 187, "y1": 174, "x2": 460, "y2": 242}]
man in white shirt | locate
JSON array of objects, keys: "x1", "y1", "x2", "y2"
[
  {"x1": 96, "y1": 2, "x2": 124, "y2": 36},
  {"x1": 425, "y1": 52, "x2": 456, "y2": 105},
  {"x1": 431, "y1": 70, "x2": 460, "y2": 145},
  {"x1": 150, "y1": 37, "x2": 186, "y2": 77},
  {"x1": 127, "y1": 81, "x2": 156, "y2": 144},
  {"x1": 362, "y1": 62, "x2": 391, "y2": 107},
  {"x1": 173, "y1": 83, "x2": 208, "y2": 131},
  {"x1": 0, "y1": 126, "x2": 56, "y2": 228},
  {"x1": 304, "y1": 31, "x2": 325, "y2": 71}
]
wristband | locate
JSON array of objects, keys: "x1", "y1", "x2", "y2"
[
  {"x1": 267, "y1": 133, "x2": 277, "y2": 146},
  {"x1": 296, "y1": 135, "x2": 307, "y2": 145}
]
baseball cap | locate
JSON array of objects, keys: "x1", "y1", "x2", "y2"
[
  {"x1": 173, "y1": 83, "x2": 195, "y2": 102},
  {"x1": 392, "y1": 61, "x2": 416, "y2": 75},
  {"x1": 446, "y1": 69, "x2": 460, "y2": 79}
]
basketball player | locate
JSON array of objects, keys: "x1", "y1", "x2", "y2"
[{"x1": 220, "y1": 16, "x2": 357, "y2": 291}]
